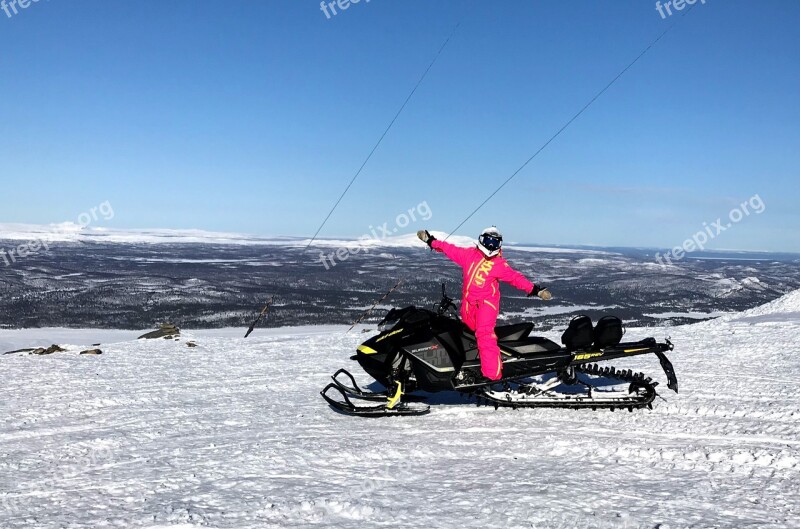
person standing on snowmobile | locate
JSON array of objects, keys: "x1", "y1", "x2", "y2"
[{"x1": 417, "y1": 227, "x2": 552, "y2": 381}]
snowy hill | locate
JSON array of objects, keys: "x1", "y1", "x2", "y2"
[
  {"x1": 720, "y1": 287, "x2": 800, "y2": 324},
  {"x1": 1, "y1": 292, "x2": 800, "y2": 528},
  {"x1": 0, "y1": 222, "x2": 618, "y2": 253},
  {"x1": 0, "y1": 222, "x2": 274, "y2": 245},
  {"x1": 0, "y1": 223, "x2": 478, "y2": 248}
]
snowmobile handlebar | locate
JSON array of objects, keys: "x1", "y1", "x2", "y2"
[{"x1": 437, "y1": 283, "x2": 459, "y2": 318}]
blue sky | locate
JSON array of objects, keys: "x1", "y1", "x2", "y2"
[{"x1": 1, "y1": 0, "x2": 798, "y2": 251}]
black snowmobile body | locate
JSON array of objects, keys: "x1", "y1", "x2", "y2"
[
  {"x1": 355, "y1": 305, "x2": 674, "y2": 392},
  {"x1": 322, "y1": 288, "x2": 677, "y2": 417}
]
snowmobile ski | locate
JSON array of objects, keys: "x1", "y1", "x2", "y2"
[{"x1": 320, "y1": 383, "x2": 430, "y2": 417}]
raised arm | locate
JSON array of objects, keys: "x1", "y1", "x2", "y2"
[
  {"x1": 497, "y1": 261, "x2": 535, "y2": 294},
  {"x1": 498, "y1": 262, "x2": 552, "y2": 300},
  {"x1": 430, "y1": 239, "x2": 473, "y2": 268},
  {"x1": 417, "y1": 230, "x2": 472, "y2": 268}
]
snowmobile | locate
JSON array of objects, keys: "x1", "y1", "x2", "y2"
[{"x1": 321, "y1": 286, "x2": 678, "y2": 417}]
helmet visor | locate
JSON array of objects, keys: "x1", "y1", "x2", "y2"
[{"x1": 480, "y1": 234, "x2": 502, "y2": 252}]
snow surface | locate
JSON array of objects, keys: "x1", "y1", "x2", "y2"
[
  {"x1": 506, "y1": 304, "x2": 621, "y2": 318},
  {"x1": 2, "y1": 293, "x2": 800, "y2": 528},
  {"x1": 0, "y1": 329, "x2": 142, "y2": 353},
  {"x1": 644, "y1": 311, "x2": 731, "y2": 320}
]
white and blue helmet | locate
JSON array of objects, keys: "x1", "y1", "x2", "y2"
[{"x1": 478, "y1": 226, "x2": 503, "y2": 258}]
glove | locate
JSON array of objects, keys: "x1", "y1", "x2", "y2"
[
  {"x1": 528, "y1": 284, "x2": 552, "y2": 301},
  {"x1": 416, "y1": 230, "x2": 436, "y2": 248}
]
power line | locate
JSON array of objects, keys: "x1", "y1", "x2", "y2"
[
  {"x1": 346, "y1": 279, "x2": 403, "y2": 333},
  {"x1": 305, "y1": 20, "x2": 462, "y2": 250},
  {"x1": 446, "y1": 7, "x2": 696, "y2": 239}
]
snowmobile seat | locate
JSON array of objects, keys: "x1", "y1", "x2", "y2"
[
  {"x1": 593, "y1": 316, "x2": 624, "y2": 348},
  {"x1": 460, "y1": 322, "x2": 534, "y2": 343},
  {"x1": 509, "y1": 336, "x2": 562, "y2": 355}
]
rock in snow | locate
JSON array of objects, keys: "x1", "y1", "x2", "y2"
[
  {"x1": 138, "y1": 323, "x2": 181, "y2": 340},
  {"x1": 1, "y1": 292, "x2": 799, "y2": 528},
  {"x1": 31, "y1": 344, "x2": 67, "y2": 355}
]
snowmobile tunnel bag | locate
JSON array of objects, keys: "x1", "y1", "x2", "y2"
[
  {"x1": 561, "y1": 315, "x2": 594, "y2": 351},
  {"x1": 593, "y1": 315, "x2": 624, "y2": 349}
]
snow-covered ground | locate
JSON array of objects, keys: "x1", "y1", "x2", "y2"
[{"x1": 2, "y1": 293, "x2": 800, "y2": 528}]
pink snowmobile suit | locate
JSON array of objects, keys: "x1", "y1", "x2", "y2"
[{"x1": 430, "y1": 239, "x2": 536, "y2": 380}]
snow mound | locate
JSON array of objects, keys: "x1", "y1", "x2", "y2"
[
  {"x1": 718, "y1": 288, "x2": 800, "y2": 325},
  {"x1": 712, "y1": 275, "x2": 770, "y2": 298}
]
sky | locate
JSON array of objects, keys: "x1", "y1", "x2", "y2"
[{"x1": 0, "y1": 0, "x2": 798, "y2": 252}]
